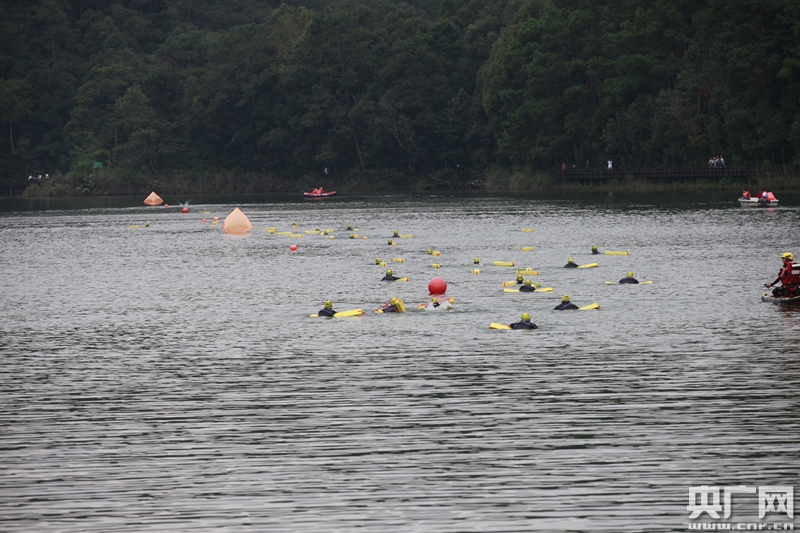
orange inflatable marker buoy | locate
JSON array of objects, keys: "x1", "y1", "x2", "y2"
[
  {"x1": 222, "y1": 207, "x2": 252, "y2": 234},
  {"x1": 144, "y1": 192, "x2": 163, "y2": 206}
]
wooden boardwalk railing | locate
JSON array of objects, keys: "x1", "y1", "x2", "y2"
[{"x1": 550, "y1": 166, "x2": 761, "y2": 186}]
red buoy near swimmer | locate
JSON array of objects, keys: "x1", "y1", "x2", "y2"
[
  {"x1": 290, "y1": 244, "x2": 298, "y2": 252},
  {"x1": 182, "y1": 207, "x2": 189, "y2": 213},
  {"x1": 428, "y1": 277, "x2": 447, "y2": 295}
]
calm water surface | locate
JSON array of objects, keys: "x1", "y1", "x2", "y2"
[{"x1": 1, "y1": 192, "x2": 798, "y2": 532}]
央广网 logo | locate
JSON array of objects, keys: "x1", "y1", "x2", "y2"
[{"x1": 687, "y1": 485, "x2": 794, "y2": 530}]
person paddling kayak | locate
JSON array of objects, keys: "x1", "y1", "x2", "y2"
[
  {"x1": 766, "y1": 252, "x2": 799, "y2": 297},
  {"x1": 318, "y1": 300, "x2": 337, "y2": 317},
  {"x1": 554, "y1": 295, "x2": 579, "y2": 310},
  {"x1": 619, "y1": 271, "x2": 639, "y2": 284},
  {"x1": 509, "y1": 312, "x2": 538, "y2": 329},
  {"x1": 382, "y1": 269, "x2": 400, "y2": 281},
  {"x1": 564, "y1": 257, "x2": 578, "y2": 268}
]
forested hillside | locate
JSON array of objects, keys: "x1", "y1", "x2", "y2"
[{"x1": 2, "y1": 0, "x2": 799, "y2": 194}]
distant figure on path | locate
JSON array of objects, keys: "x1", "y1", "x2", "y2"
[{"x1": 607, "y1": 160, "x2": 612, "y2": 172}]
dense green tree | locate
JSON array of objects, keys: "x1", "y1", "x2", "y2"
[{"x1": 2, "y1": 0, "x2": 799, "y2": 192}]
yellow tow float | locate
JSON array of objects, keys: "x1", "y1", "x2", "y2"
[{"x1": 309, "y1": 308, "x2": 365, "y2": 318}]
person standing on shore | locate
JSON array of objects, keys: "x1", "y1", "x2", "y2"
[{"x1": 607, "y1": 160, "x2": 612, "y2": 172}]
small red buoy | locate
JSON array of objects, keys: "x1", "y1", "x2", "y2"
[
  {"x1": 213, "y1": 216, "x2": 219, "y2": 221},
  {"x1": 202, "y1": 218, "x2": 207, "y2": 222},
  {"x1": 428, "y1": 277, "x2": 447, "y2": 295},
  {"x1": 164, "y1": 204, "x2": 169, "y2": 208},
  {"x1": 182, "y1": 207, "x2": 189, "y2": 213},
  {"x1": 290, "y1": 244, "x2": 298, "y2": 252}
]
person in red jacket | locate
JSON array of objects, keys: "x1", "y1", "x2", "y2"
[{"x1": 766, "y1": 252, "x2": 799, "y2": 297}]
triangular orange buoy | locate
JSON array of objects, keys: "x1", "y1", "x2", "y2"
[
  {"x1": 144, "y1": 191, "x2": 163, "y2": 206},
  {"x1": 222, "y1": 207, "x2": 252, "y2": 234}
]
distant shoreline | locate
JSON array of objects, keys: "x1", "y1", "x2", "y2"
[{"x1": 16, "y1": 167, "x2": 800, "y2": 198}]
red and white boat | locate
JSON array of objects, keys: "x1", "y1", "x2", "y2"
[
  {"x1": 739, "y1": 191, "x2": 778, "y2": 207},
  {"x1": 304, "y1": 189, "x2": 337, "y2": 198}
]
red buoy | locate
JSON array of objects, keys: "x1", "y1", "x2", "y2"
[
  {"x1": 202, "y1": 218, "x2": 207, "y2": 222},
  {"x1": 182, "y1": 207, "x2": 189, "y2": 213},
  {"x1": 290, "y1": 244, "x2": 298, "y2": 252},
  {"x1": 164, "y1": 204, "x2": 169, "y2": 208},
  {"x1": 428, "y1": 277, "x2": 447, "y2": 295}
]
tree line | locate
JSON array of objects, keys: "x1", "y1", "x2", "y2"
[{"x1": 2, "y1": 0, "x2": 799, "y2": 194}]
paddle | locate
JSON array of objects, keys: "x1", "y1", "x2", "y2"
[
  {"x1": 489, "y1": 323, "x2": 512, "y2": 330},
  {"x1": 504, "y1": 287, "x2": 553, "y2": 293},
  {"x1": 309, "y1": 308, "x2": 365, "y2": 318},
  {"x1": 604, "y1": 280, "x2": 653, "y2": 284}
]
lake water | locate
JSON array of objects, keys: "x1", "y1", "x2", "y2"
[{"x1": 1, "y1": 191, "x2": 798, "y2": 532}]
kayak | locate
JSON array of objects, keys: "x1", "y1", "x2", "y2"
[
  {"x1": 761, "y1": 293, "x2": 800, "y2": 304},
  {"x1": 304, "y1": 190, "x2": 337, "y2": 198},
  {"x1": 739, "y1": 196, "x2": 777, "y2": 207}
]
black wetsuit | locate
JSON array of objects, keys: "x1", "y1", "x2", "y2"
[
  {"x1": 619, "y1": 278, "x2": 639, "y2": 284},
  {"x1": 510, "y1": 320, "x2": 538, "y2": 330},
  {"x1": 592, "y1": 250, "x2": 601, "y2": 255},
  {"x1": 381, "y1": 275, "x2": 400, "y2": 281},
  {"x1": 564, "y1": 262, "x2": 578, "y2": 268},
  {"x1": 554, "y1": 302, "x2": 579, "y2": 310},
  {"x1": 318, "y1": 308, "x2": 337, "y2": 317},
  {"x1": 519, "y1": 285, "x2": 536, "y2": 292},
  {"x1": 382, "y1": 304, "x2": 401, "y2": 312}
]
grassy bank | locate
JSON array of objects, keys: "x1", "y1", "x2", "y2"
[
  {"x1": 21, "y1": 166, "x2": 800, "y2": 197},
  {"x1": 482, "y1": 167, "x2": 800, "y2": 193}
]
